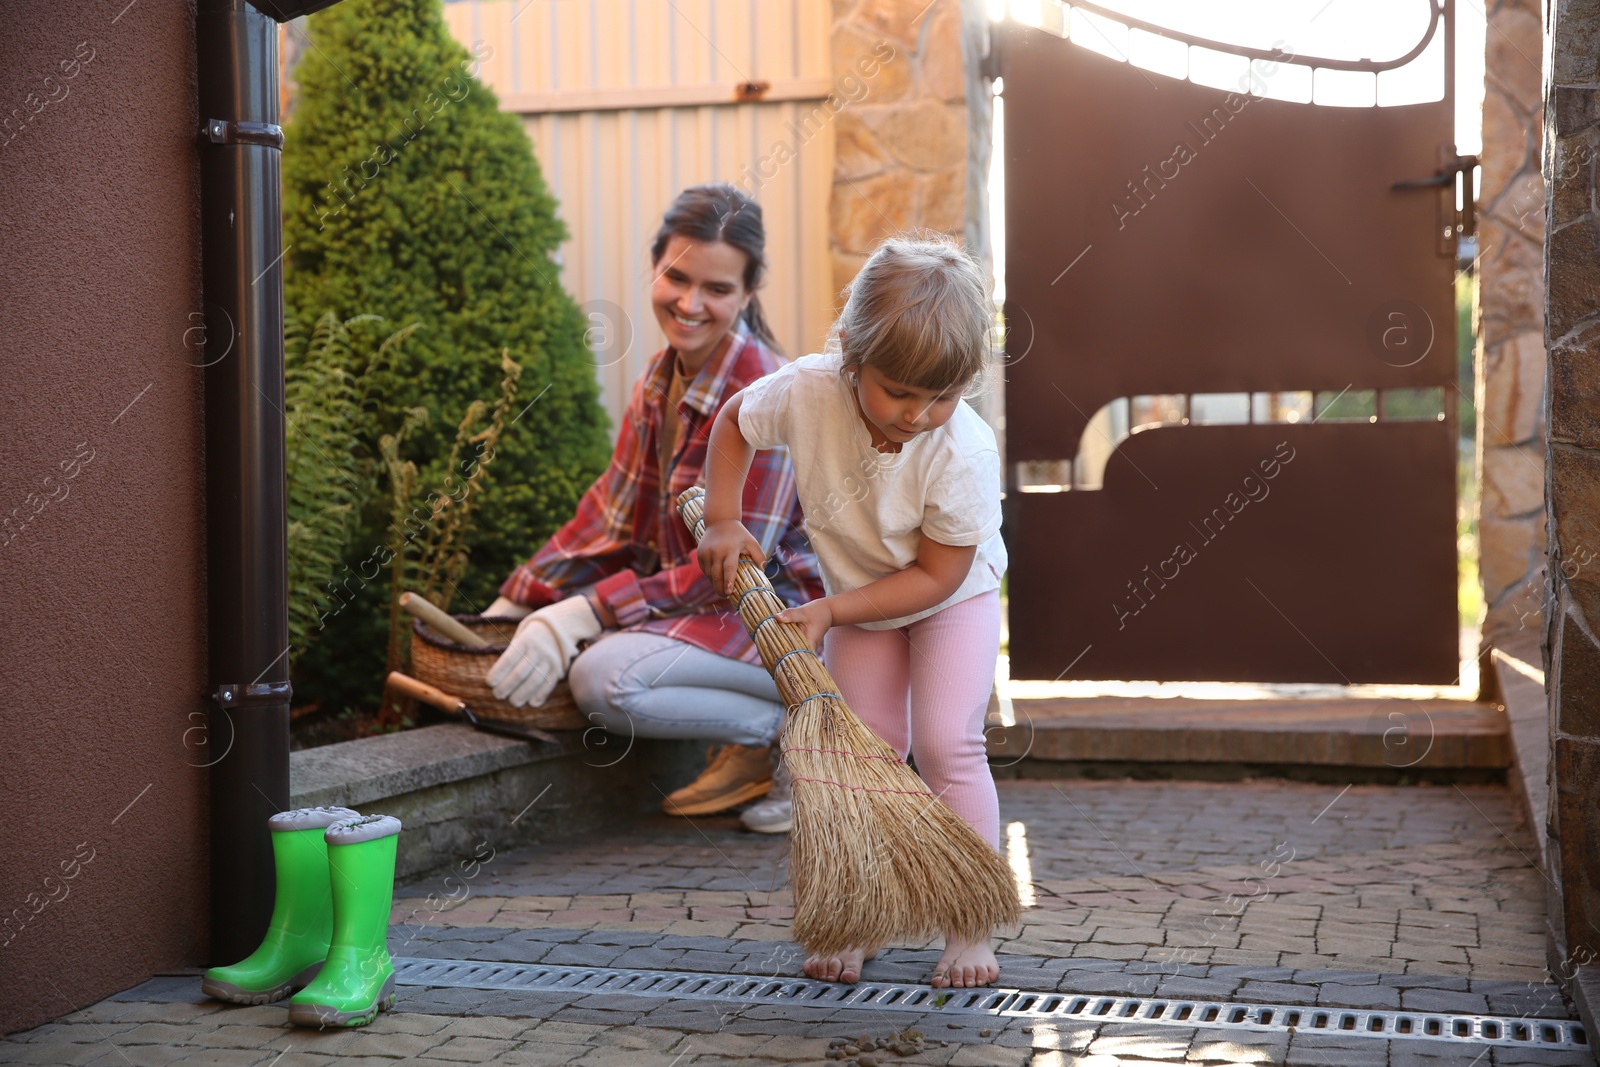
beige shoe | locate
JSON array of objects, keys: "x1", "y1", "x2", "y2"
[{"x1": 662, "y1": 744, "x2": 774, "y2": 816}]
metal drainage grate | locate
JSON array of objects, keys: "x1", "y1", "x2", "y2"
[{"x1": 394, "y1": 958, "x2": 1588, "y2": 1051}]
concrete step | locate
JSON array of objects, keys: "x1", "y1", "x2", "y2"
[{"x1": 986, "y1": 695, "x2": 1509, "y2": 777}]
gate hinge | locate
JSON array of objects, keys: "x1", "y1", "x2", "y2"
[{"x1": 1393, "y1": 151, "x2": 1479, "y2": 251}]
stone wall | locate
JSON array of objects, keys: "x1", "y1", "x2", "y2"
[
  {"x1": 1477, "y1": 0, "x2": 1550, "y2": 657},
  {"x1": 829, "y1": 0, "x2": 976, "y2": 302},
  {"x1": 292, "y1": 725, "x2": 705, "y2": 881},
  {"x1": 1544, "y1": 0, "x2": 1600, "y2": 978}
]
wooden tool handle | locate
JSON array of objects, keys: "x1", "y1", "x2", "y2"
[
  {"x1": 385, "y1": 671, "x2": 467, "y2": 714},
  {"x1": 400, "y1": 592, "x2": 489, "y2": 647}
]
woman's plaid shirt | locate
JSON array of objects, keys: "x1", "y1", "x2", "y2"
[{"x1": 498, "y1": 329, "x2": 823, "y2": 664}]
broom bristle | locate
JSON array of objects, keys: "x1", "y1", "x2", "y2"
[{"x1": 678, "y1": 488, "x2": 1021, "y2": 957}]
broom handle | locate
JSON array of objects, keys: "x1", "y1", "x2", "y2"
[
  {"x1": 676, "y1": 486, "x2": 843, "y2": 708},
  {"x1": 400, "y1": 591, "x2": 489, "y2": 647}
]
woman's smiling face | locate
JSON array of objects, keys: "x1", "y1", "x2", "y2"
[{"x1": 651, "y1": 235, "x2": 752, "y2": 372}]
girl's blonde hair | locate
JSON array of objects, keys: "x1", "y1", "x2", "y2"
[{"x1": 831, "y1": 234, "x2": 993, "y2": 394}]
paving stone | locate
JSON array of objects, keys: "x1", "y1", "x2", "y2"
[
  {"x1": 110, "y1": 979, "x2": 212, "y2": 1005},
  {"x1": 481, "y1": 1052, "x2": 577, "y2": 1067},
  {"x1": 680, "y1": 950, "x2": 753, "y2": 972},
  {"x1": 503, "y1": 928, "x2": 589, "y2": 945},
  {"x1": 993, "y1": 962, "x2": 1075, "y2": 989},
  {"x1": 1486, "y1": 992, "x2": 1572, "y2": 1019},
  {"x1": 1284, "y1": 1033, "x2": 1389, "y2": 1067},
  {"x1": 82, "y1": 1047, "x2": 194, "y2": 1067},
  {"x1": 243, "y1": 1055, "x2": 339, "y2": 1067},
  {"x1": 0, "y1": 1042, "x2": 113, "y2": 1066},
  {"x1": 946, "y1": 1045, "x2": 1031, "y2": 1066},
  {"x1": 16, "y1": 1022, "x2": 140, "y2": 1045},
  {"x1": 653, "y1": 936, "x2": 738, "y2": 951},
  {"x1": 1389, "y1": 1039, "x2": 1493, "y2": 1067},
  {"x1": 189, "y1": 1024, "x2": 290, "y2": 1048},
  {"x1": 546, "y1": 1008, "x2": 646, "y2": 1028},
  {"x1": 1152, "y1": 977, "x2": 1241, "y2": 1000},
  {"x1": 1086, "y1": 1022, "x2": 1192, "y2": 1059},
  {"x1": 1293, "y1": 968, "x2": 1384, "y2": 986},
  {"x1": 104, "y1": 1003, "x2": 227, "y2": 1025},
  {"x1": 1380, "y1": 973, "x2": 1473, "y2": 991},
  {"x1": 580, "y1": 930, "x2": 665, "y2": 948},
  {"x1": 1185, "y1": 1027, "x2": 1291, "y2": 1062},
  {"x1": 1237, "y1": 980, "x2": 1319, "y2": 1005},
  {"x1": 398, "y1": 988, "x2": 497, "y2": 1015},
  {"x1": 169, "y1": 1050, "x2": 272, "y2": 1066},
  {"x1": 1205, "y1": 965, "x2": 1296, "y2": 982},
  {"x1": 333, "y1": 1031, "x2": 448, "y2": 1059},
  {"x1": 572, "y1": 1049, "x2": 685, "y2": 1067},
  {"x1": 1394, "y1": 941, "x2": 1473, "y2": 964},
  {"x1": 423, "y1": 927, "x2": 509, "y2": 944},
  {"x1": 522, "y1": 1021, "x2": 608, "y2": 1043},
  {"x1": 121, "y1": 1023, "x2": 209, "y2": 1046},
  {"x1": 1491, "y1": 1043, "x2": 1599, "y2": 1067},
  {"x1": 540, "y1": 943, "x2": 628, "y2": 968},
  {"x1": 634, "y1": 1006, "x2": 730, "y2": 1033},
  {"x1": 361, "y1": 1012, "x2": 456, "y2": 1036},
  {"x1": 1400, "y1": 987, "x2": 1493, "y2": 1013},
  {"x1": 1315, "y1": 983, "x2": 1402, "y2": 1009},
  {"x1": 1059, "y1": 957, "x2": 1135, "y2": 974},
  {"x1": 1076, "y1": 944, "x2": 1152, "y2": 962},
  {"x1": 607, "y1": 947, "x2": 687, "y2": 970},
  {"x1": 1057, "y1": 970, "x2": 1163, "y2": 996},
  {"x1": 717, "y1": 1016, "x2": 828, "y2": 1037},
  {"x1": 1472, "y1": 978, "x2": 1559, "y2": 995}
]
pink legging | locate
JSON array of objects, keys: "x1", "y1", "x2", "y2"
[{"x1": 821, "y1": 590, "x2": 1001, "y2": 848}]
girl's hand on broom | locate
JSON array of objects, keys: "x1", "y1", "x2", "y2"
[
  {"x1": 696, "y1": 519, "x2": 765, "y2": 597},
  {"x1": 775, "y1": 598, "x2": 833, "y2": 653}
]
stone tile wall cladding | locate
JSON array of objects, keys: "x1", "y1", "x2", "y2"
[
  {"x1": 1545, "y1": 0, "x2": 1600, "y2": 971},
  {"x1": 829, "y1": 0, "x2": 980, "y2": 300},
  {"x1": 1478, "y1": 0, "x2": 1550, "y2": 657}
]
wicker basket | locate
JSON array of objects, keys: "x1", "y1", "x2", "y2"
[{"x1": 409, "y1": 615, "x2": 586, "y2": 730}]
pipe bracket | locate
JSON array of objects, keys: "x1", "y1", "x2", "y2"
[
  {"x1": 198, "y1": 119, "x2": 284, "y2": 150},
  {"x1": 211, "y1": 680, "x2": 292, "y2": 708}
]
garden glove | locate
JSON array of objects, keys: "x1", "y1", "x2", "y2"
[
  {"x1": 484, "y1": 595, "x2": 534, "y2": 620},
  {"x1": 487, "y1": 596, "x2": 603, "y2": 708}
]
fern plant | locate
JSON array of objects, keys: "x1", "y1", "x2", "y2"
[
  {"x1": 410, "y1": 350, "x2": 522, "y2": 612},
  {"x1": 378, "y1": 405, "x2": 430, "y2": 682},
  {"x1": 378, "y1": 353, "x2": 521, "y2": 725},
  {"x1": 284, "y1": 311, "x2": 419, "y2": 663}
]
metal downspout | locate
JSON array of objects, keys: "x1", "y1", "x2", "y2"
[{"x1": 195, "y1": 0, "x2": 292, "y2": 964}]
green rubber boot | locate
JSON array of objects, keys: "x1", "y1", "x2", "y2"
[
  {"x1": 287, "y1": 814, "x2": 402, "y2": 1028},
  {"x1": 201, "y1": 806, "x2": 360, "y2": 1005}
]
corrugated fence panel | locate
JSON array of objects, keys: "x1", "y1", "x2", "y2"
[{"x1": 446, "y1": 0, "x2": 834, "y2": 430}]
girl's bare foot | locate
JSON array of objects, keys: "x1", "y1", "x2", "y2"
[
  {"x1": 930, "y1": 936, "x2": 998, "y2": 988},
  {"x1": 803, "y1": 946, "x2": 879, "y2": 984}
]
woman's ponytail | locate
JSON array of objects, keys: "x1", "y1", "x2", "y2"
[{"x1": 740, "y1": 293, "x2": 779, "y2": 351}]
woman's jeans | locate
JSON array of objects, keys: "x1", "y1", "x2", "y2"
[{"x1": 567, "y1": 631, "x2": 784, "y2": 748}]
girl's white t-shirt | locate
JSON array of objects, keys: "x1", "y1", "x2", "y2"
[{"x1": 738, "y1": 350, "x2": 1007, "y2": 630}]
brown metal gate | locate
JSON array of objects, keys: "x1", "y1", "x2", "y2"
[{"x1": 1001, "y1": 2, "x2": 1465, "y2": 684}]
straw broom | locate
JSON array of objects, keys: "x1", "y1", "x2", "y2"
[{"x1": 677, "y1": 486, "x2": 1020, "y2": 957}]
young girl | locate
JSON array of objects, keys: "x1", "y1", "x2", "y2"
[{"x1": 698, "y1": 235, "x2": 1007, "y2": 989}]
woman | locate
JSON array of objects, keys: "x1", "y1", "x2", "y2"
[{"x1": 483, "y1": 184, "x2": 820, "y2": 833}]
